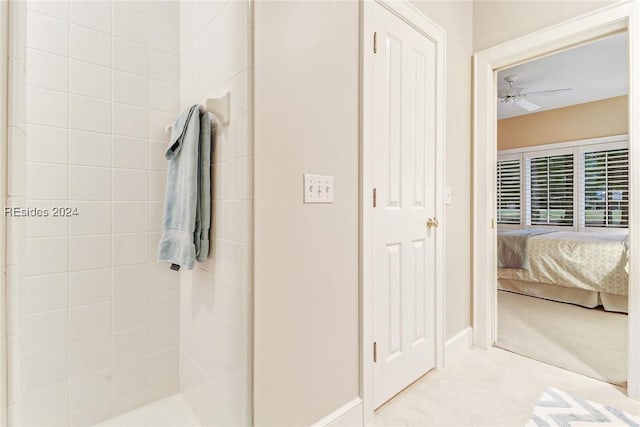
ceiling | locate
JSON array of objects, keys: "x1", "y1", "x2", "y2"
[{"x1": 497, "y1": 32, "x2": 628, "y2": 120}]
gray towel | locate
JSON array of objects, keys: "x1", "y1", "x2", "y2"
[{"x1": 157, "y1": 105, "x2": 211, "y2": 269}]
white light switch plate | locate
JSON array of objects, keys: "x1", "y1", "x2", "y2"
[{"x1": 303, "y1": 174, "x2": 334, "y2": 203}]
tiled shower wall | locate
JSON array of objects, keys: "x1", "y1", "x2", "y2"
[
  {"x1": 7, "y1": 1, "x2": 181, "y2": 425},
  {"x1": 179, "y1": 1, "x2": 253, "y2": 425}
]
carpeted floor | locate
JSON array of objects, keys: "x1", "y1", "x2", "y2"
[{"x1": 497, "y1": 290, "x2": 628, "y2": 386}]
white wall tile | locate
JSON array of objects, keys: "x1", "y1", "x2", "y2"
[
  {"x1": 113, "y1": 169, "x2": 148, "y2": 201},
  {"x1": 26, "y1": 125, "x2": 68, "y2": 164},
  {"x1": 69, "y1": 130, "x2": 112, "y2": 167},
  {"x1": 68, "y1": 368, "x2": 112, "y2": 412},
  {"x1": 26, "y1": 11, "x2": 68, "y2": 56},
  {"x1": 113, "y1": 327, "x2": 149, "y2": 365},
  {"x1": 149, "y1": 288, "x2": 179, "y2": 325},
  {"x1": 149, "y1": 18, "x2": 178, "y2": 55},
  {"x1": 113, "y1": 103, "x2": 149, "y2": 138},
  {"x1": 69, "y1": 95, "x2": 112, "y2": 134},
  {"x1": 24, "y1": 273, "x2": 67, "y2": 314},
  {"x1": 114, "y1": 1, "x2": 149, "y2": 16},
  {"x1": 26, "y1": 49, "x2": 67, "y2": 92},
  {"x1": 149, "y1": 262, "x2": 178, "y2": 293},
  {"x1": 112, "y1": 386, "x2": 148, "y2": 418},
  {"x1": 113, "y1": 263, "x2": 149, "y2": 299},
  {"x1": 148, "y1": 349, "x2": 178, "y2": 390},
  {"x1": 26, "y1": 163, "x2": 68, "y2": 200},
  {"x1": 24, "y1": 310, "x2": 67, "y2": 353},
  {"x1": 70, "y1": 24, "x2": 112, "y2": 67},
  {"x1": 68, "y1": 268, "x2": 112, "y2": 307},
  {"x1": 149, "y1": 321, "x2": 179, "y2": 354},
  {"x1": 149, "y1": 141, "x2": 168, "y2": 171},
  {"x1": 113, "y1": 4, "x2": 149, "y2": 45},
  {"x1": 149, "y1": 201, "x2": 164, "y2": 231},
  {"x1": 224, "y1": 201, "x2": 252, "y2": 243},
  {"x1": 69, "y1": 0, "x2": 111, "y2": 33},
  {"x1": 69, "y1": 60, "x2": 112, "y2": 101},
  {"x1": 113, "y1": 202, "x2": 148, "y2": 233},
  {"x1": 27, "y1": 2, "x2": 68, "y2": 21},
  {"x1": 68, "y1": 334, "x2": 111, "y2": 378},
  {"x1": 149, "y1": 1, "x2": 179, "y2": 28},
  {"x1": 69, "y1": 166, "x2": 111, "y2": 201},
  {"x1": 69, "y1": 201, "x2": 112, "y2": 236},
  {"x1": 25, "y1": 200, "x2": 69, "y2": 238},
  {"x1": 112, "y1": 136, "x2": 149, "y2": 170},
  {"x1": 23, "y1": 346, "x2": 68, "y2": 390},
  {"x1": 21, "y1": 380, "x2": 68, "y2": 426},
  {"x1": 113, "y1": 70, "x2": 149, "y2": 108},
  {"x1": 149, "y1": 49, "x2": 179, "y2": 84},
  {"x1": 149, "y1": 171, "x2": 167, "y2": 201},
  {"x1": 69, "y1": 235, "x2": 112, "y2": 271},
  {"x1": 149, "y1": 79, "x2": 179, "y2": 112},
  {"x1": 112, "y1": 358, "x2": 149, "y2": 396},
  {"x1": 112, "y1": 233, "x2": 148, "y2": 265},
  {"x1": 113, "y1": 37, "x2": 149, "y2": 76},
  {"x1": 25, "y1": 237, "x2": 68, "y2": 275},
  {"x1": 26, "y1": 86, "x2": 67, "y2": 128},
  {"x1": 69, "y1": 302, "x2": 111, "y2": 342},
  {"x1": 113, "y1": 295, "x2": 149, "y2": 332},
  {"x1": 148, "y1": 110, "x2": 173, "y2": 142}
]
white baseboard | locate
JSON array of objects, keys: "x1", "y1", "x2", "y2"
[
  {"x1": 444, "y1": 326, "x2": 473, "y2": 366},
  {"x1": 311, "y1": 397, "x2": 363, "y2": 427}
]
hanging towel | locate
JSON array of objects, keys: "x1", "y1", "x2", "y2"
[
  {"x1": 195, "y1": 111, "x2": 211, "y2": 262},
  {"x1": 157, "y1": 104, "x2": 211, "y2": 270}
]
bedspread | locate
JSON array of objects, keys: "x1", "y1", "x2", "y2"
[{"x1": 497, "y1": 231, "x2": 629, "y2": 296}]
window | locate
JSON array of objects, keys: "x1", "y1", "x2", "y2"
[
  {"x1": 497, "y1": 159, "x2": 521, "y2": 225},
  {"x1": 527, "y1": 153, "x2": 574, "y2": 226},
  {"x1": 497, "y1": 136, "x2": 629, "y2": 231},
  {"x1": 583, "y1": 148, "x2": 629, "y2": 228}
]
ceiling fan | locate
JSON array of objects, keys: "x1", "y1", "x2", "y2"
[{"x1": 497, "y1": 75, "x2": 573, "y2": 112}]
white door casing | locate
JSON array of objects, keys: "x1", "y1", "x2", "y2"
[
  {"x1": 364, "y1": 0, "x2": 445, "y2": 411},
  {"x1": 472, "y1": 0, "x2": 640, "y2": 399}
]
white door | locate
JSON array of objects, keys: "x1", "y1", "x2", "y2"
[{"x1": 372, "y1": 3, "x2": 438, "y2": 409}]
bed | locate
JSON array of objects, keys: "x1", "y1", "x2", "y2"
[{"x1": 497, "y1": 230, "x2": 629, "y2": 313}]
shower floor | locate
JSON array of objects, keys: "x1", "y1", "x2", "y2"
[{"x1": 95, "y1": 394, "x2": 200, "y2": 427}]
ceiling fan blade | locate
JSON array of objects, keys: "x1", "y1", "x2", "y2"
[
  {"x1": 525, "y1": 88, "x2": 572, "y2": 96},
  {"x1": 516, "y1": 98, "x2": 541, "y2": 112}
]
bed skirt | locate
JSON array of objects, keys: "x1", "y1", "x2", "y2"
[{"x1": 498, "y1": 278, "x2": 628, "y2": 314}]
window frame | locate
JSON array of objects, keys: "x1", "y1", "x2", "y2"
[{"x1": 497, "y1": 134, "x2": 629, "y2": 233}]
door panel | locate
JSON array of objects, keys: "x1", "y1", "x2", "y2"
[{"x1": 372, "y1": 3, "x2": 438, "y2": 409}]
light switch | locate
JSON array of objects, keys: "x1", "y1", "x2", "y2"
[
  {"x1": 445, "y1": 185, "x2": 452, "y2": 205},
  {"x1": 303, "y1": 174, "x2": 334, "y2": 203}
]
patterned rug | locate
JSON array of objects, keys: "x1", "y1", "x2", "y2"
[{"x1": 527, "y1": 387, "x2": 640, "y2": 426}]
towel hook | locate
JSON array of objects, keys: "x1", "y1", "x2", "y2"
[{"x1": 164, "y1": 91, "x2": 231, "y2": 134}]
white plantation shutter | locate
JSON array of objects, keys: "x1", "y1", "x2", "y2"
[
  {"x1": 526, "y1": 153, "x2": 574, "y2": 226},
  {"x1": 497, "y1": 159, "x2": 521, "y2": 225},
  {"x1": 583, "y1": 148, "x2": 629, "y2": 228}
]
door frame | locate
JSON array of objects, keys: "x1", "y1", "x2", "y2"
[
  {"x1": 360, "y1": 0, "x2": 446, "y2": 420},
  {"x1": 472, "y1": 0, "x2": 640, "y2": 398}
]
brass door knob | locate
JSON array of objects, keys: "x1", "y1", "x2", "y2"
[{"x1": 426, "y1": 218, "x2": 439, "y2": 229}]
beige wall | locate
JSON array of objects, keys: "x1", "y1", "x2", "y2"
[
  {"x1": 498, "y1": 96, "x2": 628, "y2": 150},
  {"x1": 412, "y1": 0, "x2": 474, "y2": 339},
  {"x1": 473, "y1": 0, "x2": 614, "y2": 52},
  {"x1": 253, "y1": 2, "x2": 360, "y2": 425}
]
